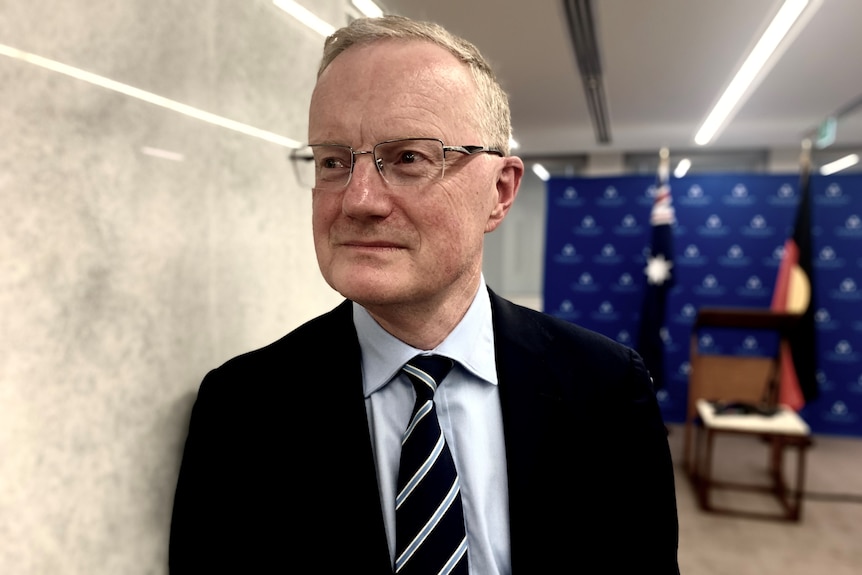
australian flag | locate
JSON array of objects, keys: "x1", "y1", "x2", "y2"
[{"x1": 636, "y1": 148, "x2": 675, "y2": 391}]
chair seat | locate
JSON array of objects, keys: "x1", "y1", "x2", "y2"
[
  {"x1": 690, "y1": 399, "x2": 812, "y2": 521},
  {"x1": 696, "y1": 399, "x2": 810, "y2": 435}
]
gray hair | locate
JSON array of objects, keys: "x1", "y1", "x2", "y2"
[{"x1": 318, "y1": 15, "x2": 513, "y2": 155}]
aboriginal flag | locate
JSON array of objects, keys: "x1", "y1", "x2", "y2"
[{"x1": 770, "y1": 153, "x2": 818, "y2": 410}]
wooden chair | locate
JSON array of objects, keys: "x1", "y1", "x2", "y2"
[{"x1": 683, "y1": 307, "x2": 813, "y2": 521}]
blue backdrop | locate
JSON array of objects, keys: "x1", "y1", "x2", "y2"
[{"x1": 543, "y1": 172, "x2": 862, "y2": 437}]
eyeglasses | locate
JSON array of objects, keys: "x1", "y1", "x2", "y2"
[{"x1": 289, "y1": 137, "x2": 504, "y2": 190}]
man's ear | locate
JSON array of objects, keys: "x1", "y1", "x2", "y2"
[{"x1": 486, "y1": 156, "x2": 524, "y2": 233}]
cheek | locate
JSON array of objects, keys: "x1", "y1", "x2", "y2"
[{"x1": 311, "y1": 192, "x2": 336, "y2": 227}]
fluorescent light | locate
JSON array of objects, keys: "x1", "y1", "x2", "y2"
[
  {"x1": 674, "y1": 158, "x2": 691, "y2": 178},
  {"x1": 694, "y1": 0, "x2": 810, "y2": 146},
  {"x1": 0, "y1": 43, "x2": 302, "y2": 149},
  {"x1": 509, "y1": 137, "x2": 520, "y2": 149},
  {"x1": 351, "y1": 0, "x2": 384, "y2": 17},
  {"x1": 140, "y1": 146, "x2": 185, "y2": 162},
  {"x1": 273, "y1": 0, "x2": 335, "y2": 37},
  {"x1": 532, "y1": 163, "x2": 550, "y2": 181},
  {"x1": 820, "y1": 154, "x2": 859, "y2": 175}
]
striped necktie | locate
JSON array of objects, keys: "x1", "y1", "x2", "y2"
[{"x1": 395, "y1": 355, "x2": 468, "y2": 575}]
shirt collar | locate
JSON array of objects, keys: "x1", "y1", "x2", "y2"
[{"x1": 354, "y1": 276, "x2": 498, "y2": 398}]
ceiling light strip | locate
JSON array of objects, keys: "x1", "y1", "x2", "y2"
[
  {"x1": 694, "y1": 0, "x2": 811, "y2": 146},
  {"x1": 820, "y1": 154, "x2": 859, "y2": 176},
  {"x1": 351, "y1": 0, "x2": 384, "y2": 17},
  {"x1": 0, "y1": 43, "x2": 302, "y2": 149}
]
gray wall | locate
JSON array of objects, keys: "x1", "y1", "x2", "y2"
[{"x1": 1, "y1": 2, "x2": 347, "y2": 573}]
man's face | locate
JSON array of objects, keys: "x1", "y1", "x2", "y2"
[{"x1": 308, "y1": 39, "x2": 520, "y2": 311}]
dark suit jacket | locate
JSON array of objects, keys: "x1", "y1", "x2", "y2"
[{"x1": 169, "y1": 290, "x2": 679, "y2": 573}]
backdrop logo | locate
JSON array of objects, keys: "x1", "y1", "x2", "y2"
[
  {"x1": 836, "y1": 214, "x2": 862, "y2": 237},
  {"x1": 678, "y1": 184, "x2": 711, "y2": 206},
  {"x1": 741, "y1": 214, "x2": 774, "y2": 237},
  {"x1": 826, "y1": 339, "x2": 861, "y2": 362},
  {"x1": 656, "y1": 389, "x2": 671, "y2": 405},
  {"x1": 591, "y1": 300, "x2": 619, "y2": 321},
  {"x1": 737, "y1": 275, "x2": 769, "y2": 298},
  {"x1": 831, "y1": 278, "x2": 862, "y2": 301},
  {"x1": 571, "y1": 272, "x2": 599, "y2": 292},
  {"x1": 614, "y1": 213, "x2": 642, "y2": 235},
  {"x1": 660, "y1": 327, "x2": 679, "y2": 352},
  {"x1": 849, "y1": 373, "x2": 862, "y2": 395},
  {"x1": 822, "y1": 400, "x2": 857, "y2": 424},
  {"x1": 697, "y1": 333, "x2": 719, "y2": 353},
  {"x1": 597, "y1": 186, "x2": 625, "y2": 206},
  {"x1": 679, "y1": 244, "x2": 707, "y2": 266},
  {"x1": 820, "y1": 183, "x2": 851, "y2": 206},
  {"x1": 722, "y1": 183, "x2": 755, "y2": 206},
  {"x1": 611, "y1": 272, "x2": 638, "y2": 293},
  {"x1": 736, "y1": 335, "x2": 763, "y2": 355},
  {"x1": 767, "y1": 183, "x2": 799, "y2": 206},
  {"x1": 816, "y1": 246, "x2": 846, "y2": 269},
  {"x1": 697, "y1": 214, "x2": 729, "y2": 236},
  {"x1": 554, "y1": 186, "x2": 584, "y2": 207},
  {"x1": 552, "y1": 299, "x2": 581, "y2": 320},
  {"x1": 763, "y1": 244, "x2": 784, "y2": 268},
  {"x1": 719, "y1": 244, "x2": 751, "y2": 266},
  {"x1": 671, "y1": 361, "x2": 692, "y2": 384},
  {"x1": 694, "y1": 274, "x2": 726, "y2": 296},
  {"x1": 552, "y1": 243, "x2": 584, "y2": 264},
  {"x1": 573, "y1": 215, "x2": 603, "y2": 236},
  {"x1": 593, "y1": 243, "x2": 623, "y2": 265},
  {"x1": 616, "y1": 329, "x2": 632, "y2": 344},
  {"x1": 815, "y1": 307, "x2": 840, "y2": 331},
  {"x1": 638, "y1": 185, "x2": 657, "y2": 206},
  {"x1": 673, "y1": 303, "x2": 698, "y2": 324}
]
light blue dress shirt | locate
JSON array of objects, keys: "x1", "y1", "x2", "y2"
[{"x1": 354, "y1": 277, "x2": 511, "y2": 575}]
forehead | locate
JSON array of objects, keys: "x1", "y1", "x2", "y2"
[{"x1": 309, "y1": 39, "x2": 479, "y2": 142}]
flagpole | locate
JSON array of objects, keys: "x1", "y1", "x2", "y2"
[
  {"x1": 637, "y1": 147, "x2": 676, "y2": 393},
  {"x1": 799, "y1": 137, "x2": 811, "y2": 188}
]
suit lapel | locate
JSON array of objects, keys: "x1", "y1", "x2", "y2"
[
  {"x1": 306, "y1": 301, "x2": 392, "y2": 571},
  {"x1": 489, "y1": 291, "x2": 571, "y2": 568}
]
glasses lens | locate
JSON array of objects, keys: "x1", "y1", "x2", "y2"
[
  {"x1": 310, "y1": 144, "x2": 353, "y2": 189},
  {"x1": 375, "y1": 139, "x2": 444, "y2": 186},
  {"x1": 290, "y1": 146, "x2": 317, "y2": 189}
]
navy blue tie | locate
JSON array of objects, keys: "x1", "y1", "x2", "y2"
[{"x1": 395, "y1": 355, "x2": 468, "y2": 575}]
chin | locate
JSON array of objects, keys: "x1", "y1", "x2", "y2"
[{"x1": 328, "y1": 269, "x2": 405, "y2": 306}]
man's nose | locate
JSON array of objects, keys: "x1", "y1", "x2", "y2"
[
  {"x1": 350, "y1": 150, "x2": 384, "y2": 184},
  {"x1": 340, "y1": 152, "x2": 392, "y2": 216}
]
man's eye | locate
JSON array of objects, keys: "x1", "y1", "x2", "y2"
[
  {"x1": 322, "y1": 158, "x2": 347, "y2": 169},
  {"x1": 398, "y1": 150, "x2": 425, "y2": 164}
]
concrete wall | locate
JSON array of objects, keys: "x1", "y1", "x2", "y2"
[{"x1": 1, "y1": 2, "x2": 347, "y2": 573}]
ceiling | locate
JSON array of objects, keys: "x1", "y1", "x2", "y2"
[{"x1": 378, "y1": 0, "x2": 862, "y2": 168}]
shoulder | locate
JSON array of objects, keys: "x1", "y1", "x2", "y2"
[
  {"x1": 488, "y1": 290, "x2": 652, "y2": 399},
  {"x1": 194, "y1": 300, "x2": 357, "y2": 406},
  {"x1": 489, "y1": 290, "x2": 636, "y2": 363},
  {"x1": 217, "y1": 299, "x2": 355, "y2": 372}
]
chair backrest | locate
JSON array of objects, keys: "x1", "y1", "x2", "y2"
[
  {"x1": 683, "y1": 307, "x2": 801, "y2": 469},
  {"x1": 687, "y1": 339, "x2": 776, "y2": 421}
]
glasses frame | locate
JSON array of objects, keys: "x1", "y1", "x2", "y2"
[{"x1": 289, "y1": 137, "x2": 504, "y2": 189}]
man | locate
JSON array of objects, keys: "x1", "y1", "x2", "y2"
[{"x1": 169, "y1": 15, "x2": 679, "y2": 574}]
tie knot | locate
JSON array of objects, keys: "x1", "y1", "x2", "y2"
[{"x1": 402, "y1": 355, "x2": 454, "y2": 400}]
